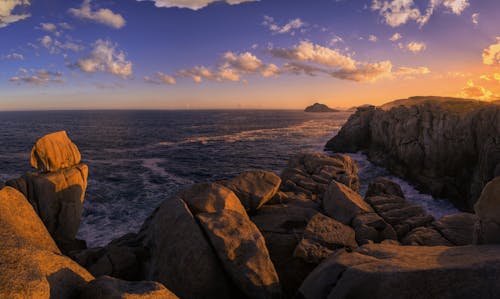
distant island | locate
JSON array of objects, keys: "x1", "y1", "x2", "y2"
[{"x1": 304, "y1": 103, "x2": 339, "y2": 112}]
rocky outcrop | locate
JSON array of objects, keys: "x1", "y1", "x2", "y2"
[
  {"x1": 352, "y1": 212, "x2": 397, "y2": 245},
  {"x1": 473, "y1": 177, "x2": 500, "y2": 244},
  {"x1": 305, "y1": 103, "x2": 339, "y2": 113},
  {"x1": 80, "y1": 276, "x2": 178, "y2": 299},
  {"x1": 6, "y1": 131, "x2": 88, "y2": 253},
  {"x1": 323, "y1": 181, "x2": 373, "y2": 224},
  {"x1": 299, "y1": 243, "x2": 500, "y2": 299},
  {"x1": 0, "y1": 186, "x2": 94, "y2": 299},
  {"x1": 432, "y1": 213, "x2": 477, "y2": 246},
  {"x1": 326, "y1": 97, "x2": 500, "y2": 210},
  {"x1": 221, "y1": 170, "x2": 281, "y2": 214}
]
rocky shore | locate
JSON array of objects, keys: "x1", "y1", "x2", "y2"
[
  {"x1": 1, "y1": 127, "x2": 500, "y2": 298},
  {"x1": 326, "y1": 96, "x2": 500, "y2": 211}
]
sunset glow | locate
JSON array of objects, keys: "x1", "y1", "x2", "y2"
[{"x1": 1, "y1": 0, "x2": 500, "y2": 109}]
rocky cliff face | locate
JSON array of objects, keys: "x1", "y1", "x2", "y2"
[
  {"x1": 305, "y1": 103, "x2": 339, "y2": 113},
  {"x1": 326, "y1": 97, "x2": 500, "y2": 211}
]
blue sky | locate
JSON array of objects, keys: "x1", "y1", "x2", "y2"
[{"x1": 1, "y1": 0, "x2": 500, "y2": 109}]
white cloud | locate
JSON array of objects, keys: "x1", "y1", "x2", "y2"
[
  {"x1": 330, "y1": 36, "x2": 344, "y2": 45},
  {"x1": 263, "y1": 16, "x2": 306, "y2": 35},
  {"x1": 461, "y1": 80, "x2": 493, "y2": 101},
  {"x1": 9, "y1": 68, "x2": 64, "y2": 85},
  {"x1": 483, "y1": 37, "x2": 500, "y2": 66},
  {"x1": 137, "y1": 0, "x2": 257, "y2": 10},
  {"x1": 144, "y1": 72, "x2": 176, "y2": 85},
  {"x1": 69, "y1": 0, "x2": 125, "y2": 29},
  {"x1": 39, "y1": 35, "x2": 84, "y2": 54},
  {"x1": 177, "y1": 66, "x2": 215, "y2": 83},
  {"x1": 40, "y1": 35, "x2": 53, "y2": 49},
  {"x1": 73, "y1": 39, "x2": 132, "y2": 78},
  {"x1": 406, "y1": 41, "x2": 426, "y2": 53},
  {"x1": 4, "y1": 52, "x2": 24, "y2": 60},
  {"x1": 389, "y1": 32, "x2": 402, "y2": 41},
  {"x1": 371, "y1": 0, "x2": 470, "y2": 27},
  {"x1": 368, "y1": 35, "x2": 378, "y2": 42},
  {"x1": 472, "y1": 13, "x2": 479, "y2": 25},
  {"x1": 395, "y1": 66, "x2": 431, "y2": 75},
  {"x1": 0, "y1": 0, "x2": 30, "y2": 28}
]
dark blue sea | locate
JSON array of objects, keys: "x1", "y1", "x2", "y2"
[{"x1": 0, "y1": 110, "x2": 457, "y2": 246}]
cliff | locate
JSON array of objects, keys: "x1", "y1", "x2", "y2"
[
  {"x1": 305, "y1": 103, "x2": 339, "y2": 112},
  {"x1": 326, "y1": 96, "x2": 500, "y2": 211}
]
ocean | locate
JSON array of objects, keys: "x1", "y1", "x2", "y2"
[{"x1": 0, "y1": 110, "x2": 458, "y2": 247}]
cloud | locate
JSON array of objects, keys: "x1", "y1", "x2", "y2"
[
  {"x1": 39, "y1": 35, "x2": 84, "y2": 53},
  {"x1": 9, "y1": 68, "x2": 64, "y2": 85},
  {"x1": 480, "y1": 73, "x2": 500, "y2": 82},
  {"x1": 137, "y1": 0, "x2": 257, "y2": 10},
  {"x1": 0, "y1": 0, "x2": 30, "y2": 28},
  {"x1": 472, "y1": 13, "x2": 479, "y2": 25},
  {"x1": 262, "y1": 16, "x2": 306, "y2": 35},
  {"x1": 389, "y1": 33, "x2": 402, "y2": 41},
  {"x1": 73, "y1": 39, "x2": 132, "y2": 78},
  {"x1": 368, "y1": 35, "x2": 378, "y2": 42},
  {"x1": 371, "y1": 0, "x2": 470, "y2": 27},
  {"x1": 461, "y1": 80, "x2": 493, "y2": 100},
  {"x1": 144, "y1": 72, "x2": 176, "y2": 85},
  {"x1": 395, "y1": 66, "x2": 431, "y2": 75},
  {"x1": 405, "y1": 41, "x2": 426, "y2": 53},
  {"x1": 177, "y1": 66, "x2": 216, "y2": 83},
  {"x1": 483, "y1": 37, "x2": 500, "y2": 66},
  {"x1": 69, "y1": 0, "x2": 125, "y2": 29},
  {"x1": 4, "y1": 52, "x2": 24, "y2": 60}
]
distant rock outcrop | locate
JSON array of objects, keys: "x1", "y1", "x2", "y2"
[
  {"x1": 326, "y1": 96, "x2": 500, "y2": 211},
  {"x1": 305, "y1": 103, "x2": 338, "y2": 112}
]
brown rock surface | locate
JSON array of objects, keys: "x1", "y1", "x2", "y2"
[
  {"x1": 432, "y1": 213, "x2": 477, "y2": 246},
  {"x1": 81, "y1": 276, "x2": 179, "y2": 299},
  {"x1": 352, "y1": 212, "x2": 397, "y2": 245},
  {"x1": 474, "y1": 177, "x2": 500, "y2": 244},
  {"x1": 30, "y1": 131, "x2": 81, "y2": 172},
  {"x1": 323, "y1": 181, "x2": 373, "y2": 224},
  {"x1": 178, "y1": 182, "x2": 246, "y2": 215},
  {"x1": 402, "y1": 227, "x2": 453, "y2": 246}
]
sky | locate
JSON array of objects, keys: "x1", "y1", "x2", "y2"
[{"x1": 1, "y1": 0, "x2": 500, "y2": 110}]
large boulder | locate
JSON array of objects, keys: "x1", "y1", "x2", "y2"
[
  {"x1": 474, "y1": 177, "x2": 500, "y2": 244},
  {"x1": 365, "y1": 177, "x2": 405, "y2": 198},
  {"x1": 221, "y1": 170, "x2": 281, "y2": 213},
  {"x1": 139, "y1": 196, "x2": 236, "y2": 299},
  {"x1": 178, "y1": 182, "x2": 246, "y2": 215},
  {"x1": 352, "y1": 212, "x2": 397, "y2": 245},
  {"x1": 30, "y1": 131, "x2": 81, "y2": 172},
  {"x1": 299, "y1": 243, "x2": 500, "y2": 299},
  {"x1": 323, "y1": 181, "x2": 373, "y2": 225},
  {"x1": 198, "y1": 210, "x2": 281, "y2": 299},
  {"x1": 402, "y1": 227, "x2": 453, "y2": 246},
  {"x1": 432, "y1": 213, "x2": 478, "y2": 246},
  {"x1": 81, "y1": 276, "x2": 178, "y2": 299},
  {"x1": 294, "y1": 213, "x2": 357, "y2": 264},
  {"x1": 0, "y1": 187, "x2": 94, "y2": 298},
  {"x1": 6, "y1": 164, "x2": 89, "y2": 252}
]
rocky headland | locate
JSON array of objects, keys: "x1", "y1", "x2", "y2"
[
  {"x1": 1, "y1": 126, "x2": 500, "y2": 298},
  {"x1": 326, "y1": 96, "x2": 500, "y2": 211},
  {"x1": 304, "y1": 103, "x2": 339, "y2": 113}
]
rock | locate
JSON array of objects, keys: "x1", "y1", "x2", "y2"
[
  {"x1": 198, "y1": 210, "x2": 281, "y2": 299},
  {"x1": 30, "y1": 131, "x2": 81, "y2": 172},
  {"x1": 221, "y1": 170, "x2": 281, "y2": 213},
  {"x1": 178, "y1": 182, "x2": 246, "y2": 215},
  {"x1": 326, "y1": 97, "x2": 500, "y2": 211},
  {"x1": 251, "y1": 204, "x2": 319, "y2": 298},
  {"x1": 352, "y1": 212, "x2": 397, "y2": 245},
  {"x1": 293, "y1": 213, "x2": 357, "y2": 263},
  {"x1": 6, "y1": 164, "x2": 89, "y2": 252},
  {"x1": 299, "y1": 243, "x2": 500, "y2": 299},
  {"x1": 432, "y1": 213, "x2": 478, "y2": 246},
  {"x1": 81, "y1": 276, "x2": 178, "y2": 299},
  {"x1": 366, "y1": 177, "x2": 405, "y2": 198},
  {"x1": 139, "y1": 196, "x2": 236, "y2": 299},
  {"x1": 323, "y1": 181, "x2": 373, "y2": 225},
  {"x1": 365, "y1": 195, "x2": 434, "y2": 239},
  {"x1": 0, "y1": 186, "x2": 94, "y2": 299},
  {"x1": 402, "y1": 227, "x2": 453, "y2": 246},
  {"x1": 70, "y1": 233, "x2": 147, "y2": 281},
  {"x1": 305, "y1": 103, "x2": 339, "y2": 113},
  {"x1": 474, "y1": 177, "x2": 500, "y2": 244}
]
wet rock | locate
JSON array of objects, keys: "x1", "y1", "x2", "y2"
[
  {"x1": 299, "y1": 243, "x2": 500, "y2": 299},
  {"x1": 198, "y1": 210, "x2": 281, "y2": 299},
  {"x1": 221, "y1": 170, "x2": 281, "y2": 213},
  {"x1": 402, "y1": 227, "x2": 453, "y2": 246},
  {"x1": 81, "y1": 276, "x2": 178, "y2": 299},
  {"x1": 30, "y1": 131, "x2": 81, "y2": 172},
  {"x1": 293, "y1": 213, "x2": 357, "y2": 264},
  {"x1": 323, "y1": 181, "x2": 373, "y2": 225},
  {"x1": 352, "y1": 212, "x2": 397, "y2": 245},
  {"x1": 366, "y1": 177, "x2": 405, "y2": 198}
]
